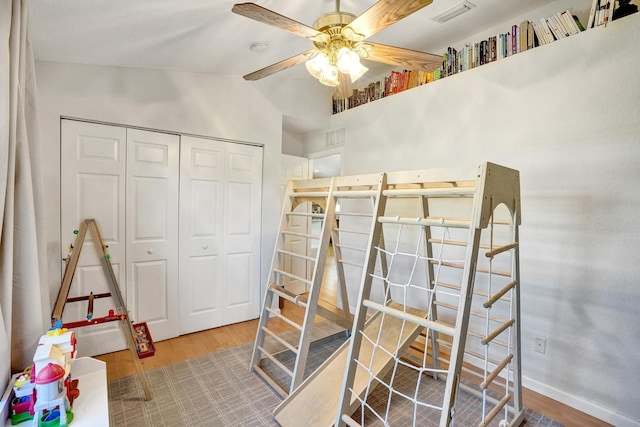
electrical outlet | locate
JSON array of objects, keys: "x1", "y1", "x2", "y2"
[{"x1": 534, "y1": 337, "x2": 546, "y2": 354}]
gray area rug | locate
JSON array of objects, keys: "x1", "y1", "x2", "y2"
[{"x1": 108, "y1": 328, "x2": 562, "y2": 427}]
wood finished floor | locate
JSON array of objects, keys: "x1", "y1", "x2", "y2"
[{"x1": 96, "y1": 248, "x2": 610, "y2": 427}]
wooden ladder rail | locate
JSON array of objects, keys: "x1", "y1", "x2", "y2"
[
  {"x1": 250, "y1": 178, "x2": 337, "y2": 396},
  {"x1": 51, "y1": 218, "x2": 152, "y2": 401}
]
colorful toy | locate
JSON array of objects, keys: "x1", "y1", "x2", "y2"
[
  {"x1": 133, "y1": 322, "x2": 156, "y2": 359},
  {"x1": 10, "y1": 327, "x2": 79, "y2": 427}
]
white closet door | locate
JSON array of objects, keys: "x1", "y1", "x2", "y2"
[
  {"x1": 180, "y1": 137, "x2": 263, "y2": 331},
  {"x1": 179, "y1": 136, "x2": 225, "y2": 334},
  {"x1": 126, "y1": 129, "x2": 180, "y2": 342},
  {"x1": 222, "y1": 142, "x2": 263, "y2": 324},
  {"x1": 60, "y1": 120, "x2": 127, "y2": 356}
]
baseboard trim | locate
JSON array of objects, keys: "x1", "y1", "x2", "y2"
[{"x1": 523, "y1": 376, "x2": 639, "y2": 427}]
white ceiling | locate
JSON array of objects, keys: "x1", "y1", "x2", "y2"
[{"x1": 28, "y1": 0, "x2": 575, "y2": 131}]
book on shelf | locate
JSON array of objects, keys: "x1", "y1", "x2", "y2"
[
  {"x1": 559, "y1": 10, "x2": 580, "y2": 34},
  {"x1": 520, "y1": 20, "x2": 530, "y2": 52},
  {"x1": 588, "y1": 0, "x2": 616, "y2": 28},
  {"x1": 532, "y1": 22, "x2": 549, "y2": 45},
  {"x1": 538, "y1": 18, "x2": 556, "y2": 43}
]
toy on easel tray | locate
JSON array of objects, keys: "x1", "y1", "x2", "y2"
[{"x1": 133, "y1": 322, "x2": 156, "y2": 359}]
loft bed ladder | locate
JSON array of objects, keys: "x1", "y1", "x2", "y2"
[{"x1": 250, "y1": 173, "x2": 386, "y2": 397}]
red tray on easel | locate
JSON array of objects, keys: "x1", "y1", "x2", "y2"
[{"x1": 133, "y1": 322, "x2": 155, "y2": 359}]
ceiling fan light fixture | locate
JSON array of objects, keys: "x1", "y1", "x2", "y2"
[
  {"x1": 320, "y1": 67, "x2": 339, "y2": 86},
  {"x1": 349, "y1": 62, "x2": 369, "y2": 83},
  {"x1": 336, "y1": 47, "x2": 360, "y2": 74},
  {"x1": 319, "y1": 64, "x2": 340, "y2": 87},
  {"x1": 305, "y1": 52, "x2": 330, "y2": 79}
]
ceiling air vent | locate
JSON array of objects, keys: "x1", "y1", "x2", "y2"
[
  {"x1": 432, "y1": 1, "x2": 476, "y2": 23},
  {"x1": 326, "y1": 127, "x2": 346, "y2": 147}
]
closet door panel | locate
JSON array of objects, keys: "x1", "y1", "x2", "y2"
[
  {"x1": 60, "y1": 119, "x2": 127, "y2": 356},
  {"x1": 126, "y1": 128, "x2": 180, "y2": 341},
  {"x1": 223, "y1": 143, "x2": 263, "y2": 324},
  {"x1": 179, "y1": 136, "x2": 224, "y2": 334}
]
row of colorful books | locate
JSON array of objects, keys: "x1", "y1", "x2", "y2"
[{"x1": 332, "y1": 9, "x2": 585, "y2": 114}]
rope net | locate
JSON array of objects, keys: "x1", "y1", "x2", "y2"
[{"x1": 346, "y1": 205, "x2": 520, "y2": 427}]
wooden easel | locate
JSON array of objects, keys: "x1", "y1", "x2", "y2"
[{"x1": 51, "y1": 218, "x2": 152, "y2": 401}]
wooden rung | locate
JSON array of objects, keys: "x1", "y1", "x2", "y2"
[
  {"x1": 252, "y1": 365, "x2": 288, "y2": 398},
  {"x1": 434, "y1": 300, "x2": 509, "y2": 324},
  {"x1": 484, "y1": 280, "x2": 518, "y2": 308},
  {"x1": 281, "y1": 230, "x2": 320, "y2": 240},
  {"x1": 277, "y1": 249, "x2": 316, "y2": 263},
  {"x1": 262, "y1": 326, "x2": 299, "y2": 355},
  {"x1": 66, "y1": 292, "x2": 111, "y2": 303},
  {"x1": 428, "y1": 238, "x2": 467, "y2": 247},
  {"x1": 472, "y1": 265, "x2": 513, "y2": 277},
  {"x1": 332, "y1": 189, "x2": 379, "y2": 198},
  {"x1": 430, "y1": 260, "x2": 465, "y2": 270},
  {"x1": 272, "y1": 269, "x2": 312, "y2": 286},
  {"x1": 434, "y1": 280, "x2": 511, "y2": 302},
  {"x1": 480, "y1": 353, "x2": 514, "y2": 390},
  {"x1": 334, "y1": 227, "x2": 369, "y2": 236},
  {"x1": 383, "y1": 187, "x2": 476, "y2": 197},
  {"x1": 378, "y1": 216, "x2": 471, "y2": 229},
  {"x1": 455, "y1": 381, "x2": 506, "y2": 413},
  {"x1": 269, "y1": 283, "x2": 309, "y2": 308},
  {"x1": 482, "y1": 319, "x2": 515, "y2": 346},
  {"x1": 479, "y1": 394, "x2": 512, "y2": 427},
  {"x1": 430, "y1": 261, "x2": 512, "y2": 278},
  {"x1": 257, "y1": 345, "x2": 294, "y2": 378},
  {"x1": 362, "y1": 299, "x2": 455, "y2": 337},
  {"x1": 285, "y1": 212, "x2": 325, "y2": 219},
  {"x1": 265, "y1": 306, "x2": 303, "y2": 331},
  {"x1": 485, "y1": 242, "x2": 518, "y2": 258},
  {"x1": 427, "y1": 238, "x2": 507, "y2": 252},
  {"x1": 334, "y1": 243, "x2": 366, "y2": 253},
  {"x1": 337, "y1": 258, "x2": 364, "y2": 269},
  {"x1": 466, "y1": 329, "x2": 509, "y2": 348},
  {"x1": 341, "y1": 414, "x2": 360, "y2": 427},
  {"x1": 291, "y1": 190, "x2": 329, "y2": 198},
  {"x1": 335, "y1": 211, "x2": 373, "y2": 218}
]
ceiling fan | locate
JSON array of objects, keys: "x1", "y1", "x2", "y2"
[{"x1": 232, "y1": 0, "x2": 443, "y2": 94}]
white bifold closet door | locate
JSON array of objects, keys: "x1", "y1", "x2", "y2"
[
  {"x1": 61, "y1": 120, "x2": 179, "y2": 356},
  {"x1": 61, "y1": 120, "x2": 263, "y2": 356},
  {"x1": 179, "y1": 135, "x2": 263, "y2": 334}
]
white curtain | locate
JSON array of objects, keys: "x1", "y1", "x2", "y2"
[{"x1": 0, "y1": 0, "x2": 48, "y2": 389}]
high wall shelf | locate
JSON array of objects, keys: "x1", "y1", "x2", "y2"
[{"x1": 332, "y1": 6, "x2": 621, "y2": 114}]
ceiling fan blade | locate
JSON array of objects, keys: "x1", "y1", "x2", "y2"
[
  {"x1": 232, "y1": 3, "x2": 324, "y2": 40},
  {"x1": 365, "y1": 42, "x2": 442, "y2": 72},
  {"x1": 243, "y1": 49, "x2": 316, "y2": 81},
  {"x1": 348, "y1": 0, "x2": 434, "y2": 39}
]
